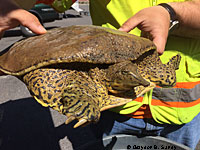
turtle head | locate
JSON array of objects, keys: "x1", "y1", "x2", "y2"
[{"x1": 106, "y1": 61, "x2": 150, "y2": 94}]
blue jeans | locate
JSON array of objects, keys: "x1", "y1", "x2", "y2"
[{"x1": 89, "y1": 111, "x2": 200, "y2": 150}]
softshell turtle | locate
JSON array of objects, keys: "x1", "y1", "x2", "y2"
[{"x1": 0, "y1": 25, "x2": 181, "y2": 128}]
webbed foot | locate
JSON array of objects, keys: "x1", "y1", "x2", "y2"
[{"x1": 62, "y1": 99, "x2": 101, "y2": 128}]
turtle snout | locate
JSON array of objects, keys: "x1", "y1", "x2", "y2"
[{"x1": 127, "y1": 72, "x2": 150, "y2": 87}]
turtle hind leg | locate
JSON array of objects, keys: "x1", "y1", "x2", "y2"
[
  {"x1": 167, "y1": 53, "x2": 181, "y2": 70},
  {"x1": 139, "y1": 54, "x2": 181, "y2": 87},
  {"x1": 159, "y1": 54, "x2": 181, "y2": 87}
]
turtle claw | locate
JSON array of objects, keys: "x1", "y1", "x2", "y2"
[
  {"x1": 73, "y1": 118, "x2": 88, "y2": 128},
  {"x1": 65, "y1": 116, "x2": 76, "y2": 125}
]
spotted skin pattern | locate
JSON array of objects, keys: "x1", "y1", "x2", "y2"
[
  {"x1": 22, "y1": 50, "x2": 179, "y2": 128},
  {"x1": 23, "y1": 68, "x2": 133, "y2": 128},
  {"x1": 23, "y1": 69, "x2": 68, "y2": 111},
  {"x1": 0, "y1": 26, "x2": 182, "y2": 128},
  {"x1": 136, "y1": 50, "x2": 181, "y2": 87}
]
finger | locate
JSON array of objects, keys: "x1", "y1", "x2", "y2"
[
  {"x1": 24, "y1": 21, "x2": 47, "y2": 35},
  {"x1": 153, "y1": 35, "x2": 167, "y2": 54},
  {"x1": 13, "y1": 9, "x2": 47, "y2": 35},
  {"x1": 119, "y1": 16, "x2": 142, "y2": 32}
]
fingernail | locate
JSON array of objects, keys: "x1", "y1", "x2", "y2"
[{"x1": 38, "y1": 25, "x2": 47, "y2": 33}]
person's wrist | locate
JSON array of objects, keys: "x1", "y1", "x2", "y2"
[{"x1": 158, "y1": 3, "x2": 179, "y2": 31}]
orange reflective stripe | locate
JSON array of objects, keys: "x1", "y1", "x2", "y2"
[
  {"x1": 156, "y1": 81, "x2": 200, "y2": 89},
  {"x1": 151, "y1": 98, "x2": 200, "y2": 108},
  {"x1": 134, "y1": 97, "x2": 143, "y2": 102},
  {"x1": 174, "y1": 81, "x2": 200, "y2": 89},
  {"x1": 126, "y1": 104, "x2": 152, "y2": 118}
]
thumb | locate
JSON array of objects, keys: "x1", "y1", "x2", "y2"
[
  {"x1": 24, "y1": 20, "x2": 47, "y2": 35},
  {"x1": 14, "y1": 9, "x2": 47, "y2": 34}
]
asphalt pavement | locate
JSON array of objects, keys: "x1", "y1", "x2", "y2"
[{"x1": 0, "y1": 5, "x2": 98, "y2": 150}]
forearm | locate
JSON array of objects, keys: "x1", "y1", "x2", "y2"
[{"x1": 169, "y1": 1, "x2": 200, "y2": 38}]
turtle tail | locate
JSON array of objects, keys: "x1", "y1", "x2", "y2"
[{"x1": 167, "y1": 54, "x2": 181, "y2": 70}]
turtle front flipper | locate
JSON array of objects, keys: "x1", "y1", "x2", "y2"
[
  {"x1": 100, "y1": 96, "x2": 132, "y2": 111},
  {"x1": 24, "y1": 68, "x2": 103, "y2": 128},
  {"x1": 100, "y1": 82, "x2": 155, "y2": 111},
  {"x1": 61, "y1": 71, "x2": 104, "y2": 128},
  {"x1": 61, "y1": 85, "x2": 101, "y2": 128}
]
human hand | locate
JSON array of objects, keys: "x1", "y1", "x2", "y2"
[
  {"x1": 0, "y1": 0, "x2": 46, "y2": 39},
  {"x1": 119, "y1": 6, "x2": 170, "y2": 54}
]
